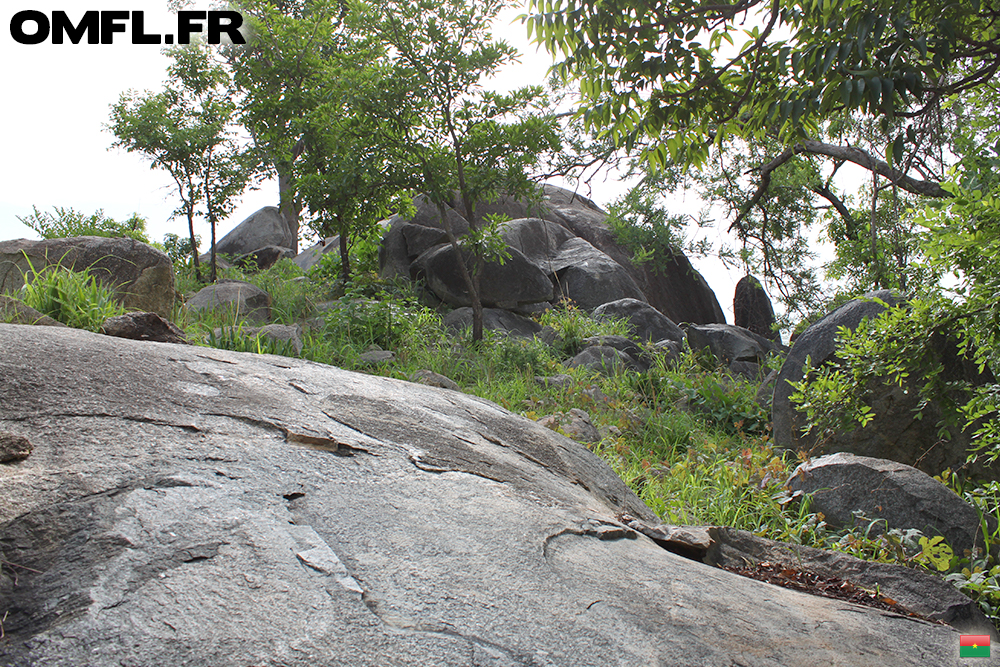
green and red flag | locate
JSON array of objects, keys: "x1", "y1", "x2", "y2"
[{"x1": 960, "y1": 635, "x2": 990, "y2": 658}]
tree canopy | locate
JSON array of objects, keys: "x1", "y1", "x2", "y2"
[{"x1": 526, "y1": 0, "x2": 1000, "y2": 175}]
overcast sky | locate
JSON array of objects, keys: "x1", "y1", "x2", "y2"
[{"x1": 1, "y1": 1, "x2": 745, "y2": 321}]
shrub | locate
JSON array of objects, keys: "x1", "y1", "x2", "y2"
[
  {"x1": 17, "y1": 263, "x2": 125, "y2": 331},
  {"x1": 18, "y1": 206, "x2": 150, "y2": 243}
]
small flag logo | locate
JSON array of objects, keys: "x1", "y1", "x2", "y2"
[{"x1": 960, "y1": 635, "x2": 991, "y2": 658}]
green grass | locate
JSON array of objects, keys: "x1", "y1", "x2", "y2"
[{"x1": 13, "y1": 262, "x2": 125, "y2": 332}]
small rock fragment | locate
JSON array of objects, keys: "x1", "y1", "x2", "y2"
[{"x1": 0, "y1": 432, "x2": 32, "y2": 462}]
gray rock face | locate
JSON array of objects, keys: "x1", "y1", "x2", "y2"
[
  {"x1": 567, "y1": 345, "x2": 639, "y2": 374},
  {"x1": 0, "y1": 324, "x2": 974, "y2": 666},
  {"x1": 0, "y1": 295, "x2": 66, "y2": 327},
  {"x1": 233, "y1": 245, "x2": 296, "y2": 272},
  {"x1": 186, "y1": 280, "x2": 271, "y2": 324},
  {"x1": 442, "y1": 307, "x2": 542, "y2": 338},
  {"x1": 734, "y1": 274, "x2": 779, "y2": 343},
  {"x1": 0, "y1": 236, "x2": 175, "y2": 317},
  {"x1": 771, "y1": 291, "x2": 995, "y2": 477},
  {"x1": 100, "y1": 312, "x2": 188, "y2": 344},
  {"x1": 293, "y1": 236, "x2": 340, "y2": 273},
  {"x1": 552, "y1": 238, "x2": 647, "y2": 311},
  {"x1": 540, "y1": 185, "x2": 726, "y2": 325},
  {"x1": 684, "y1": 323, "x2": 782, "y2": 365},
  {"x1": 378, "y1": 186, "x2": 726, "y2": 325},
  {"x1": 216, "y1": 206, "x2": 295, "y2": 257},
  {"x1": 411, "y1": 244, "x2": 553, "y2": 308},
  {"x1": 706, "y1": 526, "x2": 997, "y2": 638},
  {"x1": 787, "y1": 453, "x2": 993, "y2": 558},
  {"x1": 592, "y1": 298, "x2": 685, "y2": 344}
]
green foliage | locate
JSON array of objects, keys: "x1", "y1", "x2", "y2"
[
  {"x1": 16, "y1": 263, "x2": 125, "y2": 332},
  {"x1": 526, "y1": 0, "x2": 997, "y2": 169},
  {"x1": 18, "y1": 206, "x2": 149, "y2": 243},
  {"x1": 161, "y1": 232, "x2": 201, "y2": 266},
  {"x1": 109, "y1": 42, "x2": 249, "y2": 282},
  {"x1": 538, "y1": 302, "x2": 630, "y2": 356}
]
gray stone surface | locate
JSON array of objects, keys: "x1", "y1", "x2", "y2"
[
  {"x1": 0, "y1": 236, "x2": 175, "y2": 317},
  {"x1": 787, "y1": 453, "x2": 994, "y2": 558},
  {"x1": 0, "y1": 295, "x2": 66, "y2": 327},
  {"x1": 293, "y1": 236, "x2": 339, "y2": 273},
  {"x1": 233, "y1": 245, "x2": 296, "y2": 272},
  {"x1": 592, "y1": 298, "x2": 685, "y2": 344},
  {"x1": 442, "y1": 307, "x2": 542, "y2": 338},
  {"x1": 734, "y1": 274, "x2": 780, "y2": 343},
  {"x1": 378, "y1": 186, "x2": 727, "y2": 326},
  {"x1": 771, "y1": 291, "x2": 996, "y2": 478},
  {"x1": 409, "y1": 369, "x2": 460, "y2": 391},
  {"x1": 0, "y1": 324, "x2": 977, "y2": 666},
  {"x1": 684, "y1": 322, "x2": 782, "y2": 365},
  {"x1": 100, "y1": 312, "x2": 188, "y2": 344},
  {"x1": 567, "y1": 345, "x2": 639, "y2": 374},
  {"x1": 185, "y1": 280, "x2": 272, "y2": 324},
  {"x1": 216, "y1": 206, "x2": 295, "y2": 257},
  {"x1": 706, "y1": 527, "x2": 997, "y2": 640},
  {"x1": 412, "y1": 244, "x2": 553, "y2": 308}
]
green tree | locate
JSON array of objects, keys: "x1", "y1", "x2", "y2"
[
  {"x1": 226, "y1": 0, "x2": 353, "y2": 253},
  {"x1": 109, "y1": 43, "x2": 248, "y2": 282},
  {"x1": 369, "y1": 0, "x2": 562, "y2": 341}
]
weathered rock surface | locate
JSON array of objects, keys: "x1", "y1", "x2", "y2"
[
  {"x1": 567, "y1": 345, "x2": 640, "y2": 374},
  {"x1": 772, "y1": 291, "x2": 996, "y2": 478},
  {"x1": 539, "y1": 185, "x2": 726, "y2": 324},
  {"x1": 100, "y1": 312, "x2": 188, "y2": 344},
  {"x1": 442, "y1": 307, "x2": 542, "y2": 338},
  {"x1": 684, "y1": 323, "x2": 783, "y2": 365},
  {"x1": 409, "y1": 369, "x2": 460, "y2": 391},
  {"x1": 293, "y1": 236, "x2": 339, "y2": 273},
  {"x1": 185, "y1": 280, "x2": 271, "y2": 324},
  {"x1": 212, "y1": 323, "x2": 304, "y2": 355},
  {"x1": 216, "y1": 206, "x2": 296, "y2": 257},
  {"x1": 233, "y1": 245, "x2": 295, "y2": 272},
  {"x1": 787, "y1": 453, "x2": 993, "y2": 558},
  {"x1": 0, "y1": 323, "x2": 972, "y2": 666},
  {"x1": 0, "y1": 295, "x2": 66, "y2": 327},
  {"x1": 0, "y1": 236, "x2": 175, "y2": 316},
  {"x1": 379, "y1": 186, "x2": 725, "y2": 324},
  {"x1": 411, "y1": 244, "x2": 553, "y2": 308},
  {"x1": 592, "y1": 298, "x2": 685, "y2": 344},
  {"x1": 734, "y1": 274, "x2": 780, "y2": 343},
  {"x1": 705, "y1": 527, "x2": 997, "y2": 639}
]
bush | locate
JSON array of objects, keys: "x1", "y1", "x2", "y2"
[
  {"x1": 18, "y1": 206, "x2": 149, "y2": 243},
  {"x1": 17, "y1": 263, "x2": 125, "y2": 331}
]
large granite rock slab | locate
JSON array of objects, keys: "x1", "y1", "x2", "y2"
[
  {"x1": 0, "y1": 236, "x2": 175, "y2": 317},
  {"x1": 0, "y1": 324, "x2": 973, "y2": 666}
]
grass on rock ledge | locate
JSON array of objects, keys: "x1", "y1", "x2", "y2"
[{"x1": 6, "y1": 257, "x2": 1000, "y2": 629}]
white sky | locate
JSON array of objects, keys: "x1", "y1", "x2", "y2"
[{"x1": 1, "y1": 1, "x2": 748, "y2": 322}]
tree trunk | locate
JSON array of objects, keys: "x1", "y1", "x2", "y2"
[
  {"x1": 187, "y1": 208, "x2": 201, "y2": 282},
  {"x1": 339, "y1": 231, "x2": 351, "y2": 285},
  {"x1": 277, "y1": 165, "x2": 301, "y2": 254},
  {"x1": 436, "y1": 201, "x2": 483, "y2": 341}
]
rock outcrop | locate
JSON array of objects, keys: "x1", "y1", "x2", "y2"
[
  {"x1": 0, "y1": 323, "x2": 969, "y2": 666},
  {"x1": 215, "y1": 206, "x2": 296, "y2": 257},
  {"x1": 787, "y1": 453, "x2": 994, "y2": 558},
  {"x1": 772, "y1": 291, "x2": 996, "y2": 478},
  {"x1": 734, "y1": 274, "x2": 780, "y2": 343},
  {"x1": 185, "y1": 280, "x2": 272, "y2": 324},
  {"x1": 0, "y1": 236, "x2": 175, "y2": 316},
  {"x1": 378, "y1": 186, "x2": 725, "y2": 324}
]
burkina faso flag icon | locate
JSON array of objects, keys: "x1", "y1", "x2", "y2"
[{"x1": 960, "y1": 635, "x2": 991, "y2": 658}]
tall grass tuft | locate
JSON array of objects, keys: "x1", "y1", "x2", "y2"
[{"x1": 17, "y1": 263, "x2": 125, "y2": 332}]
